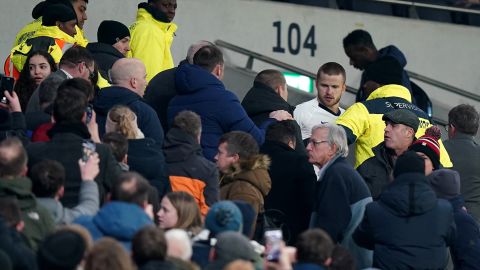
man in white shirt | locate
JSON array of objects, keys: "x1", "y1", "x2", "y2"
[{"x1": 294, "y1": 62, "x2": 347, "y2": 140}]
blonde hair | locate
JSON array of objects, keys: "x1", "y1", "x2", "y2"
[{"x1": 107, "y1": 105, "x2": 137, "y2": 139}]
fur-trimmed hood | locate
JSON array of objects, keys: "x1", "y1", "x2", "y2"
[{"x1": 221, "y1": 154, "x2": 272, "y2": 197}]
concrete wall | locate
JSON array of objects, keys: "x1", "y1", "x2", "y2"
[{"x1": 1, "y1": 0, "x2": 479, "y2": 112}]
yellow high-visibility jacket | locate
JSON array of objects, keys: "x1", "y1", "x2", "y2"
[
  {"x1": 13, "y1": 17, "x2": 88, "y2": 48},
  {"x1": 336, "y1": 84, "x2": 452, "y2": 169},
  {"x1": 129, "y1": 7, "x2": 177, "y2": 82}
]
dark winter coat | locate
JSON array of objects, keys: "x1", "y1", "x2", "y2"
[
  {"x1": 448, "y1": 196, "x2": 480, "y2": 269},
  {"x1": 144, "y1": 67, "x2": 177, "y2": 133},
  {"x1": 26, "y1": 123, "x2": 121, "y2": 207},
  {"x1": 74, "y1": 201, "x2": 153, "y2": 250},
  {"x1": 0, "y1": 216, "x2": 37, "y2": 270},
  {"x1": 242, "y1": 82, "x2": 305, "y2": 154},
  {"x1": 220, "y1": 154, "x2": 271, "y2": 229},
  {"x1": 128, "y1": 138, "x2": 170, "y2": 199},
  {"x1": 310, "y1": 156, "x2": 372, "y2": 268},
  {"x1": 354, "y1": 172, "x2": 456, "y2": 269},
  {"x1": 168, "y1": 64, "x2": 270, "y2": 161},
  {"x1": 260, "y1": 140, "x2": 316, "y2": 245},
  {"x1": 357, "y1": 45, "x2": 412, "y2": 101},
  {"x1": 0, "y1": 177, "x2": 55, "y2": 251},
  {"x1": 164, "y1": 127, "x2": 219, "y2": 216},
  {"x1": 93, "y1": 85, "x2": 164, "y2": 144},
  {"x1": 86, "y1": 42, "x2": 124, "y2": 80},
  {"x1": 137, "y1": 260, "x2": 175, "y2": 270}
]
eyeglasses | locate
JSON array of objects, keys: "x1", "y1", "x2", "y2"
[
  {"x1": 308, "y1": 139, "x2": 329, "y2": 146},
  {"x1": 79, "y1": 61, "x2": 95, "y2": 81}
]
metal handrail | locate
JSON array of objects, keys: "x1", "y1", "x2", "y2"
[
  {"x1": 370, "y1": 0, "x2": 480, "y2": 15},
  {"x1": 214, "y1": 40, "x2": 358, "y2": 95}
]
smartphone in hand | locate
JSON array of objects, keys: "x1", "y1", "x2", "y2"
[
  {"x1": 0, "y1": 76, "x2": 14, "y2": 104},
  {"x1": 265, "y1": 229, "x2": 283, "y2": 262}
]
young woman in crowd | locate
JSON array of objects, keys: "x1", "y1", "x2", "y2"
[
  {"x1": 158, "y1": 191, "x2": 203, "y2": 237},
  {"x1": 14, "y1": 50, "x2": 56, "y2": 111}
]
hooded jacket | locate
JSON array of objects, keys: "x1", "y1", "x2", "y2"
[
  {"x1": 336, "y1": 84, "x2": 452, "y2": 169},
  {"x1": 86, "y1": 42, "x2": 125, "y2": 80},
  {"x1": 129, "y1": 3, "x2": 177, "y2": 82},
  {"x1": 357, "y1": 45, "x2": 412, "y2": 101},
  {"x1": 0, "y1": 177, "x2": 55, "y2": 251},
  {"x1": 164, "y1": 127, "x2": 219, "y2": 216},
  {"x1": 353, "y1": 172, "x2": 456, "y2": 269},
  {"x1": 242, "y1": 82, "x2": 305, "y2": 154},
  {"x1": 168, "y1": 64, "x2": 269, "y2": 161},
  {"x1": 220, "y1": 154, "x2": 271, "y2": 228},
  {"x1": 93, "y1": 85, "x2": 164, "y2": 144},
  {"x1": 74, "y1": 201, "x2": 153, "y2": 250}
]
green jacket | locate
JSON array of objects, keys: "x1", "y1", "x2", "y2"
[{"x1": 0, "y1": 177, "x2": 55, "y2": 250}]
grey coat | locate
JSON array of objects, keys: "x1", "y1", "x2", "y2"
[
  {"x1": 444, "y1": 132, "x2": 480, "y2": 223},
  {"x1": 37, "y1": 181, "x2": 99, "y2": 225}
]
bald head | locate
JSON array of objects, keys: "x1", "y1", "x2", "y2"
[
  {"x1": 187, "y1": 40, "x2": 213, "y2": 64},
  {"x1": 110, "y1": 58, "x2": 147, "y2": 96}
]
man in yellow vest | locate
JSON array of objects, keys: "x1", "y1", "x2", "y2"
[
  {"x1": 12, "y1": 0, "x2": 89, "y2": 48},
  {"x1": 129, "y1": 0, "x2": 178, "y2": 82}
]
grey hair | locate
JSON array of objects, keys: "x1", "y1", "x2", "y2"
[
  {"x1": 186, "y1": 40, "x2": 214, "y2": 64},
  {"x1": 311, "y1": 124, "x2": 349, "y2": 157},
  {"x1": 165, "y1": 229, "x2": 192, "y2": 261}
]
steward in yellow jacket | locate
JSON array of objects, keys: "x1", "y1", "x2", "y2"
[
  {"x1": 6, "y1": 5, "x2": 78, "y2": 80},
  {"x1": 129, "y1": 2, "x2": 177, "y2": 82},
  {"x1": 336, "y1": 84, "x2": 452, "y2": 169}
]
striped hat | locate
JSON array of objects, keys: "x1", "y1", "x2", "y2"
[{"x1": 409, "y1": 126, "x2": 441, "y2": 170}]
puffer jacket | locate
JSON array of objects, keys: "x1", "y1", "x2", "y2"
[{"x1": 353, "y1": 172, "x2": 456, "y2": 269}]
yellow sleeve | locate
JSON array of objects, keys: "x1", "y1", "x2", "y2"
[
  {"x1": 130, "y1": 24, "x2": 166, "y2": 82},
  {"x1": 336, "y1": 102, "x2": 370, "y2": 143},
  {"x1": 74, "y1": 26, "x2": 89, "y2": 47}
]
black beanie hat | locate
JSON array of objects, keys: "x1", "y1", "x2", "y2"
[
  {"x1": 37, "y1": 231, "x2": 86, "y2": 270},
  {"x1": 32, "y1": 0, "x2": 73, "y2": 19},
  {"x1": 364, "y1": 56, "x2": 403, "y2": 86},
  {"x1": 394, "y1": 150, "x2": 425, "y2": 178},
  {"x1": 42, "y1": 4, "x2": 77, "y2": 26},
  {"x1": 97, "y1": 20, "x2": 131, "y2": 45}
]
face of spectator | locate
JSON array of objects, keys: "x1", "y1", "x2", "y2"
[
  {"x1": 58, "y1": 19, "x2": 77, "y2": 37},
  {"x1": 306, "y1": 128, "x2": 336, "y2": 168},
  {"x1": 344, "y1": 45, "x2": 369, "y2": 70},
  {"x1": 112, "y1": 37, "x2": 131, "y2": 56},
  {"x1": 152, "y1": 0, "x2": 177, "y2": 22},
  {"x1": 132, "y1": 65, "x2": 147, "y2": 96},
  {"x1": 416, "y1": 152, "x2": 433, "y2": 175},
  {"x1": 316, "y1": 72, "x2": 346, "y2": 112},
  {"x1": 384, "y1": 121, "x2": 413, "y2": 152},
  {"x1": 214, "y1": 142, "x2": 238, "y2": 174},
  {"x1": 29, "y1": 55, "x2": 52, "y2": 86},
  {"x1": 278, "y1": 82, "x2": 288, "y2": 101},
  {"x1": 72, "y1": 0, "x2": 88, "y2": 29},
  {"x1": 157, "y1": 197, "x2": 178, "y2": 229}
]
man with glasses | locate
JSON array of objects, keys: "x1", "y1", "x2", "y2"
[
  {"x1": 129, "y1": 0, "x2": 178, "y2": 82},
  {"x1": 307, "y1": 123, "x2": 372, "y2": 269},
  {"x1": 26, "y1": 46, "x2": 95, "y2": 114}
]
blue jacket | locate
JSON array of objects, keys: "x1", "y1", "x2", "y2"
[
  {"x1": 94, "y1": 86, "x2": 164, "y2": 144},
  {"x1": 310, "y1": 156, "x2": 372, "y2": 268},
  {"x1": 168, "y1": 64, "x2": 269, "y2": 161},
  {"x1": 74, "y1": 201, "x2": 153, "y2": 250},
  {"x1": 354, "y1": 172, "x2": 456, "y2": 269},
  {"x1": 449, "y1": 196, "x2": 480, "y2": 270}
]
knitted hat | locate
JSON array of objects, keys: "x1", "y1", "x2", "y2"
[
  {"x1": 42, "y1": 4, "x2": 77, "y2": 26},
  {"x1": 97, "y1": 20, "x2": 130, "y2": 45},
  {"x1": 409, "y1": 126, "x2": 441, "y2": 170},
  {"x1": 364, "y1": 56, "x2": 403, "y2": 86},
  {"x1": 205, "y1": 201, "x2": 243, "y2": 236},
  {"x1": 428, "y1": 169, "x2": 461, "y2": 200},
  {"x1": 37, "y1": 231, "x2": 86, "y2": 270},
  {"x1": 32, "y1": 0, "x2": 72, "y2": 19},
  {"x1": 393, "y1": 150, "x2": 425, "y2": 178},
  {"x1": 213, "y1": 232, "x2": 257, "y2": 267},
  {"x1": 383, "y1": 109, "x2": 420, "y2": 132}
]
